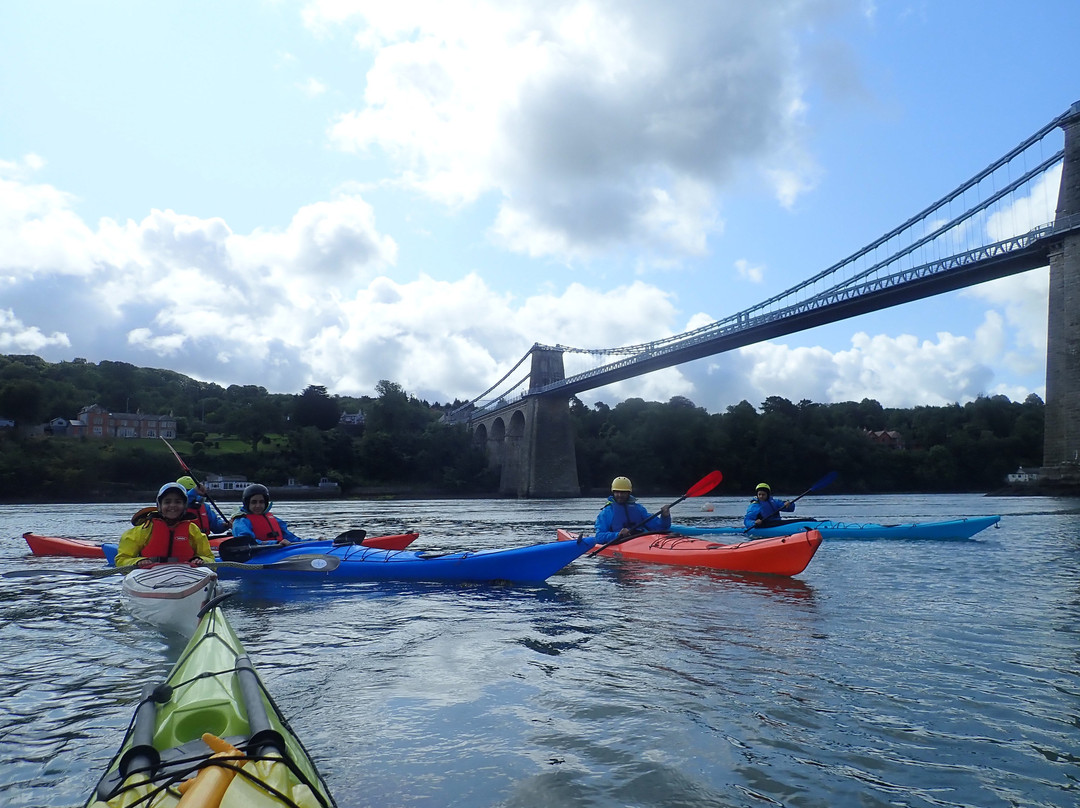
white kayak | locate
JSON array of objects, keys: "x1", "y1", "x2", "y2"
[{"x1": 121, "y1": 564, "x2": 219, "y2": 637}]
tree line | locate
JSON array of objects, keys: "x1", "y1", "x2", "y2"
[{"x1": 0, "y1": 354, "x2": 1043, "y2": 501}]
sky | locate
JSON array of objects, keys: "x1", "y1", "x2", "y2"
[{"x1": 2, "y1": 0, "x2": 1078, "y2": 415}]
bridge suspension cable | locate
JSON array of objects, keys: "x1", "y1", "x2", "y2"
[{"x1": 466, "y1": 103, "x2": 1073, "y2": 413}]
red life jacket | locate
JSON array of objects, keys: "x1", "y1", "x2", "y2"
[
  {"x1": 242, "y1": 512, "x2": 285, "y2": 543},
  {"x1": 189, "y1": 503, "x2": 212, "y2": 534},
  {"x1": 142, "y1": 516, "x2": 199, "y2": 562}
]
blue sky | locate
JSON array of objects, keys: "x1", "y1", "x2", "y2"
[{"x1": 1, "y1": 1, "x2": 1077, "y2": 413}]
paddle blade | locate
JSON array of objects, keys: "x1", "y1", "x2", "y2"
[
  {"x1": 3, "y1": 565, "x2": 134, "y2": 579},
  {"x1": 809, "y1": 471, "x2": 839, "y2": 492},
  {"x1": 160, "y1": 436, "x2": 192, "y2": 472},
  {"x1": 333, "y1": 529, "x2": 368, "y2": 545},
  {"x1": 213, "y1": 554, "x2": 341, "y2": 573},
  {"x1": 686, "y1": 470, "x2": 723, "y2": 498}
]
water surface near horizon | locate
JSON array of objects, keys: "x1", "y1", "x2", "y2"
[{"x1": 1, "y1": 494, "x2": 1078, "y2": 807}]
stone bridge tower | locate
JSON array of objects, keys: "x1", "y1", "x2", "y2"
[
  {"x1": 1043, "y1": 101, "x2": 1080, "y2": 481},
  {"x1": 469, "y1": 348, "x2": 580, "y2": 497}
]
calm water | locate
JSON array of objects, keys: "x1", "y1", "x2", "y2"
[{"x1": 1, "y1": 494, "x2": 1079, "y2": 807}]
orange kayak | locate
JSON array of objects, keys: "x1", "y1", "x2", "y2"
[
  {"x1": 23, "y1": 530, "x2": 418, "y2": 558},
  {"x1": 556, "y1": 528, "x2": 823, "y2": 576},
  {"x1": 23, "y1": 532, "x2": 110, "y2": 558}
]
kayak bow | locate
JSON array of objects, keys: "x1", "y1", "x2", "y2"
[{"x1": 86, "y1": 599, "x2": 337, "y2": 808}]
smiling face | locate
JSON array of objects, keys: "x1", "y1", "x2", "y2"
[
  {"x1": 158, "y1": 491, "x2": 187, "y2": 520},
  {"x1": 247, "y1": 494, "x2": 268, "y2": 514}
]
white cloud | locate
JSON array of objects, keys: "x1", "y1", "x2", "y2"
[
  {"x1": 314, "y1": 0, "x2": 828, "y2": 262},
  {"x1": 735, "y1": 258, "x2": 765, "y2": 283},
  {"x1": 298, "y1": 77, "x2": 328, "y2": 96},
  {"x1": 0, "y1": 308, "x2": 71, "y2": 352}
]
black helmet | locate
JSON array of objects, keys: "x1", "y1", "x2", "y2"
[{"x1": 242, "y1": 483, "x2": 270, "y2": 511}]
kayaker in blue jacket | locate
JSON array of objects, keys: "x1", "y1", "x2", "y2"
[
  {"x1": 744, "y1": 482, "x2": 795, "y2": 528},
  {"x1": 230, "y1": 483, "x2": 303, "y2": 546},
  {"x1": 177, "y1": 475, "x2": 231, "y2": 535},
  {"x1": 594, "y1": 476, "x2": 671, "y2": 544}
]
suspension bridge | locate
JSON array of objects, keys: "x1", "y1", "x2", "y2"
[{"x1": 447, "y1": 101, "x2": 1080, "y2": 497}]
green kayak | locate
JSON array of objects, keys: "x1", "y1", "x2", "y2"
[{"x1": 86, "y1": 596, "x2": 337, "y2": 807}]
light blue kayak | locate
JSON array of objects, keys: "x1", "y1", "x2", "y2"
[
  {"x1": 103, "y1": 534, "x2": 597, "y2": 583},
  {"x1": 670, "y1": 515, "x2": 1001, "y2": 541}
]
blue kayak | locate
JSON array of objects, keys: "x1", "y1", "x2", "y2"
[
  {"x1": 670, "y1": 515, "x2": 1001, "y2": 541},
  {"x1": 103, "y1": 535, "x2": 597, "y2": 583}
]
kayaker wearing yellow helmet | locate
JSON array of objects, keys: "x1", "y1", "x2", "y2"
[
  {"x1": 743, "y1": 482, "x2": 795, "y2": 528},
  {"x1": 177, "y1": 475, "x2": 231, "y2": 535},
  {"x1": 594, "y1": 476, "x2": 671, "y2": 545}
]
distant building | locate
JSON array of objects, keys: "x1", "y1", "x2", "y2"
[
  {"x1": 204, "y1": 473, "x2": 250, "y2": 492},
  {"x1": 65, "y1": 404, "x2": 178, "y2": 439},
  {"x1": 339, "y1": 409, "x2": 365, "y2": 426},
  {"x1": 47, "y1": 417, "x2": 71, "y2": 435},
  {"x1": 863, "y1": 429, "x2": 904, "y2": 450},
  {"x1": 1006, "y1": 466, "x2": 1040, "y2": 483}
]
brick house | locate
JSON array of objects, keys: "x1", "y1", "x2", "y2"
[{"x1": 68, "y1": 404, "x2": 178, "y2": 439}]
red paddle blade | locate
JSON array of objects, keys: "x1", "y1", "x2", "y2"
[
  {"x1": 160, "y1": 437, "x2": 192, "y2": 472},
  {"x1": 686, "y1": 470, "x2": 723, "y2": 497}
]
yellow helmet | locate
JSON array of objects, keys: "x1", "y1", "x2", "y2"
[
  {"x1": 755, "y1": 482, "x2": 771, "y2": 492},
  {"x1": 177, "y1": 475, "x2": 197, "y2": 491},
  {"x1": 611, "y1": 476, "x2": 633, "y2": 492}
]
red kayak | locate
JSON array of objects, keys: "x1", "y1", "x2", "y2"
[
  {"x1": 556, "y1": 528, "x2": 823, "y2": 577},
  {"x1": 23, "y1": 532, "x2": 112, "y2": 558},
  {"x1": 23, "y1": 530, "x2": 419, "y2": 558}
]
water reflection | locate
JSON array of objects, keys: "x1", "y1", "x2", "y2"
[{"x1": 2, "y1": 497, "x2": 1080, "y2": 808}]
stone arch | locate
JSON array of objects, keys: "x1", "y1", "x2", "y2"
[
  {"x1": 507, "y1": 409, "x2": 526, "y2": 439},
  {"x1": 473, "y1": 422, "x2": 488, "y2": 445}
]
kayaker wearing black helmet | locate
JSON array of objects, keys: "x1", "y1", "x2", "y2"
[
  {"x1": 114, "y1": 482, "x2": 215, "y2": 568},
  {"x1": 743, "y1": 482, "x2": 795, "y2": 528},
  {"x1": 594, "y1": 476, "x2": 671, "y2": 545},
  {"x1": 230, "y1": 483, "x2": 303, "y2": 546}
]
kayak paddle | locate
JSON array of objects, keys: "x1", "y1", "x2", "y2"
[
  {"x1": 333, "y1": 528, "x2": 368, "y2": 544},
  {"x1": 749, "y1": 470, "x2": 839, "y2": 529},
  {"x1": 589, "y1": 470, "x2": 723, "y2": 555},
  {"x1": 160, "y1": 437, "x2": 233, "y2": 526},
  {"x1": 218, "y1": 532, "x2": 366, "y2": 562},
  {"x1": 3, "y1": 554, "x2": 342, "y2": 578}
]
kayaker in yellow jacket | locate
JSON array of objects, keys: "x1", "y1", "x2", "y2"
[{"x1": 115, "y1": 482, "x2": 215, "y2": 568}]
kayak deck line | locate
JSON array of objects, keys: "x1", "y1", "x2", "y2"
[{"x1": 87, "y1": 605, "x2": 337, "y2": 808}]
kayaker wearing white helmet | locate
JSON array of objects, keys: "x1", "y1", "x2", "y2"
[
  {"x1": 743, "y1": 482, "x2": 795, "y2": 528},
  {"x1": 230, "y1": 483, "x2": 302, "y2": 546},
  {"x1": 594, "y1": 476, "x2": 671, "y2": 545},
  {"x1": 114, "y1": 482, "x2": 215, "y2": 568}
]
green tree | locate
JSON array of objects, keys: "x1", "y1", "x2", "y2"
[
  {"x1": 0, "y1": 379, "x2": 45, "y2": 426},
  {"x1": 294, "y1": 385, "x2": 341, "y2": 430},
  {"x1": 226, "y1": 399, "x2": 285, "y2": 453}
]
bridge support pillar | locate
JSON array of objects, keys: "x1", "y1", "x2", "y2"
[
  {"x1": 510, "y1": 394, "x2": 579, "y2": 497},
  {"x1": 471, "y1": 349, "x2": 580, "y2": 497},
  {"x1": 1044, "y1": 102, "x2": 1080, "y2": 481}
]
